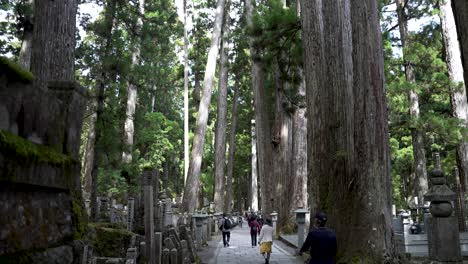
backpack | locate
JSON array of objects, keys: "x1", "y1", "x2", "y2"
[
  {"x1": 223, "y1": 218, "x2": 232, "y2": 229},
  {"x1": 251, "y1": 224, "x2": 257, "y2": 233}
]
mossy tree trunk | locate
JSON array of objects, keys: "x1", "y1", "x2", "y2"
[{"x1": 301, "y1": 0, "x2": 394, "y2": 261}]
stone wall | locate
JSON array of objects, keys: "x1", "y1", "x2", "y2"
[{"x1": 0, "y1": 58, "x2": 87, "y2": 259}]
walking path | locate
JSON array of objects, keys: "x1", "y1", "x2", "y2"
[{"x1": 204, "y1": 223, "x2": 304, "y2": 264}]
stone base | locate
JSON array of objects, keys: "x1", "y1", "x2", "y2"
[{"x1": 427, "y1": 216, "x2": 462, "y2": 262}]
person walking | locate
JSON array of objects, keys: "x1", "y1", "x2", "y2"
[
  {"x1": 238, "y1": 215, "x2": 243, "y2": 228},
  {"x1": 258, "y1": 218, "x2": 274, "y2": 264},
  {"x1": 219, "y1": 213, "x2": 232, "y2": 247},
  {"x1": 248, "y1": 215, "x2": 260, "y2": 247},
  {"x1": 299, "y1": 212, "x2": 337, "y2": 264}
]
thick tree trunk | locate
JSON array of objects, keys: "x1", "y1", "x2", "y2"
[
  {"x1": 440, "y1": 0, "x2": 468, "y2": 230},
  {"x1": 245, "y1": 0, "x2": 274, "y2": 215},
  {"x1": 122, "y1": 0, "x2": 145, "y2": 163},
  {"x1": 213, "y1": 3, "x2": 231, "y2": 213},
  {"x1": 89, "y1": 0, "x2": 117, "y2": 221},
  {"x1": 291, "y1": 77, "x2": 307, "y2": 212},
  {"x1": 19, "y1": 0, "x2": 34, "y2": 70},
  {"x1": 452, "y1": 0, "x2": 468, "y2": 96},
  {"x1": 225, "y1": 84, "x2": 239, "y2": 213},
  {"x1": 183, "y1": 0, "x2": 190, "y2": 185},
  {"x1": 301, "y1": 0, "x2": 393, "y2": 261},
  {"x1": 31, "y1": 0, "x2": 76, "y2": 87},
  {"x1": 273, "y1": 65, "x2": 293, "y2": 229},
  {"x1": 396, "y1": 0, "x2": 428, "y2": 208},
  {"x1": 182, "y1": 0, "x2": 226, "y2": 213},
  {"x1": 251, "y1": 120, "x2": 259, "y2": 212}
]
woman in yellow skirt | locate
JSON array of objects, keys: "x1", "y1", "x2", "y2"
[{"x1": 258, "y1": 218, "x2": 274, "y2": 264}]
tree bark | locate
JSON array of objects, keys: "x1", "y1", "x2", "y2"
[
  {"x1": 213, "y1": 2, "x2": 231, "y2": 213},
  {"x1": 82, "y1": 99, "x2": 97, "y2": 198},
  {"x1": 440, "y1": 0, "x2": 468, "y2": 231},
  {"x1": 122, "y1": 0, "x2": 145, "y2": 163},
  {"x1": 291, "y1": 76, "x2": 307, "y2": 212},
  {"x1": 245, "y1": 0, "x2": 274, "y2": 215},
  {"x1": 18, "y1": 0, "x2": 34, "y2": 70},
  {"x1": 225, "y1": 83, "x2": 239, "y2": 213},
  {"x1": 301, "y1": 0, "x2": 393, "y2": 261},
  {"x1": 183, "y1": 0, "x2": 190, "y2": 185},
  {"x1": 182, "y1": 0, "x2": 226, "y2": 213},
  {"x1": 89, "y1": 0, "x2": 118, "y2": 221},
  {"x1": 251, "y1": 119, "x2": 259, "y2": 212},
  {"x1": 452, "y1": 0, "x2": 468, "y2": 96},
  {"x1": 273, "y1": 64, "x2": 293, "y2": 228},
  {"x1": 31, "y1": 0, "x2": 76, "y2": 87},
  {"x1": 396, "y1": 0, "x2": 428, "y2": 208}
]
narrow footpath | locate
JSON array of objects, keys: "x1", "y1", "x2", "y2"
[{"x1": 201, "y1": 222, "x2": 303, "y2": 264}]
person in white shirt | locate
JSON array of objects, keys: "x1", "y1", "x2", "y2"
[{"x1": 258, "y1": 218, "x2": 273, "y2": 264}]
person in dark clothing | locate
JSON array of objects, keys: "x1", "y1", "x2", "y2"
[
  {"x1": 219, "y1": 213, "x2": 232, "y2": 247},
  {"x1": 299, "y1": 212, "x2": 337, "y2": 264},
  {"x1": 248, "y1": 216, "x2": 261, "y2": 247}
]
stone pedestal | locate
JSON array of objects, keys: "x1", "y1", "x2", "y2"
[
  {"x1": 295, "y1": 208, "x2": 309, "y2": 247},
  {"x1": 192, "y1": 214, "x2": 204, "y2": 249},
  {"x1": 427, "y1": 216, "x2": 461, "y2": 262}
]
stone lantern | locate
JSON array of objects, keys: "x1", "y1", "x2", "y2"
[
  {"x1": 423, "y1": 153, "x2": 461, "y2": 262},
  {"x1": 270, "y1": 211, "x2": 278, "y2": 238},
  {"x1": 295, "y1": 208, "x2": 309, "y2": 247}
]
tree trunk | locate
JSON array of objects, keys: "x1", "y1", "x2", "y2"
[
  {"x1": 122, "y1": 0, "x2": 145, "y2": 163},
  {"x1": 251, "y1": 119, "x2": 259, "y2": 212},
  {"x1": 396, "y1": 0, "x2": 428, "y2": 208},
  {"x1": 89, "y1": 0, "x2": 118, "y2": 221},
  {"x1": 225, "y1": 83, "x2": 239, "y2": 213},
  {"x1": 183, "y1": 0, "x2": 190, "y2": 185},
  {"x1": 440, "y1": 0, "x2": 468, "y2": 230},
  {"x1": 245, "y1": 0, "x2": 274, "y2": 215},
  {"x1": 213, "y1": 3, "x2": 231, "y2": 213},
  {"x1": 273, "y1": 64, "x2": 293, "y2": 228},
  {"x1": 82, "y1": 99, "x2": 97, "y2": 198},
  {"x1": 291, "y1": 76, "x2": 307, "y2": 212},
  {"x1": 19, "y1": 0, "x2": 34, "y2": 70},
  {"x1": 182, "y1": 0, "x2": 226, "y2": 213},
  {"x1": 31, "y1": 0, "x2": 76, "y2": 87},
  {"x1": 452, "y1": 0, "x2": 468, "y2": 96},
  {"x1": 301, "y1": 0, "x2": 393, "y2": 261}
]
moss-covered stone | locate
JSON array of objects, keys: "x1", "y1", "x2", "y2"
[
  {"x1": 0, "y1": 251, "x2": 33, "y2": 264},
  {"x1": 0, "y1": 56, "x2": 34, "y2": 83},
  {"x1": 0, "y1": 130, "x2": 77, "y2": 173},
  {"x1": 70, "y1": 191, "x2": 88, "y2": 240},
  {"x1": 87, "y1": 223, "x2": 135, "y2": 258}
]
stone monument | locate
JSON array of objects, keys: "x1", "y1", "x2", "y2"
[{"x1": 424, "y1": 153, "x2": 462, "y2": 262}]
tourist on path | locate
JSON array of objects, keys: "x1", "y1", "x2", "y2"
[
  {"x1": 238, "y1": 215, "x2": 243, "y2": 228},
  {"x1": 258, "y1": 218, "x2": 274, "y2": 264},
  {"x1": 219, "y1": 213, "x2": 232, "y2": 247},
  {"x1": 299, "y1": 212, "x2": 337, "y2": 264},
  {"x1": 248, "y1": 215, "x2": 261, "y2": 247}
]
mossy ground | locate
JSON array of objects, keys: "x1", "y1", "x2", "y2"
[{"x1": 0, "y1": 56, "x2": 34, "y2": 83}]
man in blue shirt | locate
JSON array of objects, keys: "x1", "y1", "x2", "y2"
[{"x1": 299, "y1": 212, "x2": 337, "y2": 264}]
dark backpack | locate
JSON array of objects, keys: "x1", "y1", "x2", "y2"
[
  {"x1": 251, "y1": 224, "x2": 257, "y2": 233},
  {"x1": 223, "y1": 218, "x2": 232, "y2": 229}
]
